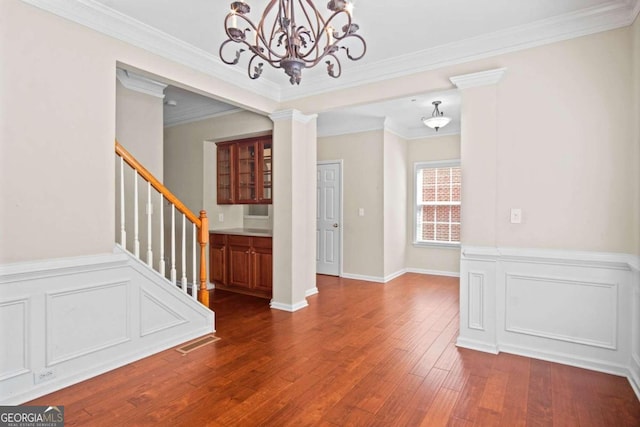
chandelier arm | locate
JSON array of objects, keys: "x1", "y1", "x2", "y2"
[
  {"x1": 324, "y1": 53, "x2": 343, "y2": 79},
  {"x1": 297, "y1": 9, "x2": 351, "y2": 60},
  {"x1": 247, "y1": 54, "x2": 265, "y2": 79},
  {"x1": 340, "y1": 34, "x2": 367, "y2": 61},
  {"x1": 219, "y1": 39, "x2": 245, "y2": 65}
]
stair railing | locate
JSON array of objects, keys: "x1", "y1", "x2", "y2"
[{"x1": 115, "y1": 141, "x2": 209, "y2": 307}]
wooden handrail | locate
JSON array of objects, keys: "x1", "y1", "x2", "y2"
[
  {"x1": 115, "y1": 141, "x2": 200, "y2": 226},
  {"x1": 116, "y1": 140, "x2": 209, "y2": 307}
]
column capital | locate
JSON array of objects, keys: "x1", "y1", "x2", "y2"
[
  {"x1": 116, "y1": 69, "x2": 167, "y2": 98},
  {"x1": 450, "y1": 68, "x2": 507, "y2": 89},
  {"x1": 269, "y1": 109, "x2": 318, "y2": 124}
]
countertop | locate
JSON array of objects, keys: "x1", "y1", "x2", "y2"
[{"x1": 209, "y1": 228, "x2": 273, "y2": 237}]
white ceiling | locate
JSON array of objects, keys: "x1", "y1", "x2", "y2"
[{"x1": 29, "y1": 0, "x2": 638, "y2": 137}]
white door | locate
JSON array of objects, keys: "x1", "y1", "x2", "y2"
[{"x1": 316, "y1": 162, "x2": 341, "y2": 276}]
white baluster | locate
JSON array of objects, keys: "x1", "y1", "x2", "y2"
[
  {"x1": 146, "y1": 182, "x2": 153, "y2": 267},
  {"x1": 134, "y1": 173, "x2": 140, "y2": 258},
  {"x1": 159, "y1": 193, "x2": 165, "y2": 277},
  {"x1": 181, "y1": 213, "x2": 187, "y2": 293},
  {"x1": 192, "y1": 223, "x2": 197, "y2": 300},
  {"x1": 119, "y1": 157, "x2": 126, "y2": 250},
  {"x1": 170, "y1": 205, "x2": 176, "y2": 285}
]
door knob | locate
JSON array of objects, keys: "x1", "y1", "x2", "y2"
[{"x1": 333, "y1": 223, "x2": 339, "y2": 228}]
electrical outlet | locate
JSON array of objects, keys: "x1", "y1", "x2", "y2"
[
  {"x1": 218, "y1": 213, "x2": 224, "y2": 222},
  {"x1": 34, "y1": 368, "x2": 57, "y2": 384},
  {"x1": 358, "y1": 208, "x2": 365, "y2": 217}
]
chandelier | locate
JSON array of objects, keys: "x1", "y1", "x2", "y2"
[
  {"x1": 422, "y1": 101, "x2": 452, "y2": 132},
  {"x1": 219, "y1": 0, "x2": 367, "y2": 85}
]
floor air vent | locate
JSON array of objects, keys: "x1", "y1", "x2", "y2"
[{"x1": 176, "y1": 334, "x2": 220, "y2": 355}]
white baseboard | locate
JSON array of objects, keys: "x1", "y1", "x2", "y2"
[
  {"x1": 456, "y1": 336, "x2": 499, "y2": 354},
  {"x1": 630, "y1": 354, "x2": 640, "y2": 400},
  {"x1": 6, "y1": 326, "x2": 212, "y2": 405},
  {"x1": 0, "y1": 248, "x2": 214, "y2": 404},
  {"x1": 305, "y1": 287, "x2": 319, "y2": 297},
  {"x1": 406, "y1": 268, "x2": 460, "y2": 278},
  {"x1": 270, "y1": 300, "x2": 309, "y2": 312},
  {"x1": 341, "y1": 268, "x2": 459, "y2": 283},
  {"x1": 340, "y1": 272, "x2": 385, "y2": 283}
]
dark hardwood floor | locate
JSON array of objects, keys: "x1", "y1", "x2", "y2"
[{"x1": 29, "y1": 274, "x2": 640, "y2": 426}]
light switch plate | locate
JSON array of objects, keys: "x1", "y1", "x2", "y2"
[
  {"x1": 218, "y1": 213, "x2": 224, "y2": 222},
  {"x1": 358, "y1": 208, "x2": 365, "y2": 217},
  {"x1": 510, "y1": 208, "x2": 522, "y2": 224}
]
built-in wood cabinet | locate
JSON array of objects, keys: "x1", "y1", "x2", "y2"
[
  {"x1": 216, "y1": 136, "x2": 272, "y2": 205},
  {"x1": 209, "y1": 232, "x2": 272, "y2": 299}
]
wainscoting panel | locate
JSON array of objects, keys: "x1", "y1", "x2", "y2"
[
  {"x1": 46, "y1": 281, "x2": 131, "y2": 365},
  {"x1": 468, "y1": 272, "x2": 485, "y2": 330},
  {"x1": 505, "y1": 274, "x2": 617, "y2": 349},
  {"x1": 0, "y1": 298, "x2": 30, "y2": 381},
  {"x1": 459, "y1": 246, "x2": 638, "y2": 398},
  {"x1": 140, "y1": 289, "x2": 187, "y2": 337},
  {"x1": 0, "y1": 248, "x2": 215, "y2": 405}
]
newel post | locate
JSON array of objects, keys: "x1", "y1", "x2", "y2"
[{"x1": 198, "y1": 210, "x2": 210, "y2": 307}]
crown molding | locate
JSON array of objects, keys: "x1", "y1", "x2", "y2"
[
  {"x1": 20, "y1": 0, "x2": 638, "y2": 103},
  {"x1": 116, "y1": 69, "x2": 166, "y2": 98},
  {"x1": 20, "y1": 0, "x2": 281, "y2": 101},
  {"x1": 279, "y1": 1, "x2": 637, "y2": 101},
  {"x1": 269, "y1": 110, "x2": 317, "y2": 124},
  {"x1": 164, "y1": 107, "x2": 243, "y2": 128},
  {"x1": 450, "y1": 68, "x2": 507, "y2": 89}
]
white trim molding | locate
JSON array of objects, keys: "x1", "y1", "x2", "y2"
[
  {"x1": 0, "y1": 248, "x2": 214, "y2": 405},
  {"x1": 270, "y1": 300, "x2": 309, "y2": 312},
  {"x1": 269, "y1": 109, "x2": 318, "y2": 124},
  {"x1": 458, "y1": 245, "x2": 640, "y2": 400},
  {"x1": 19, "y1": 0, "x2": 639, "y2": 102},
  {"x1": 116, "y1": 68, "x2": 166, "y2": 98},
  {"x1": 450, "y1": 68, "x2": 507, "y2": 89}
]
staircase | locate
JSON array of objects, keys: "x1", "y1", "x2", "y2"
[{"x1": 115, "y1": 141, "x2": 210, "y2": 306}]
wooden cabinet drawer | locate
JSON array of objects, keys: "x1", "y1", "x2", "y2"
[
  {"x1": 252, "y1": 236, "x2": 272, "y2": 249},
  {"x1": 228, "y1": 235, "x2": 252, "y2": 247}
]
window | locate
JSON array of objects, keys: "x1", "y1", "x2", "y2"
[{"x1": 414, "y1": 160, "x2": 461, "y2": 246}]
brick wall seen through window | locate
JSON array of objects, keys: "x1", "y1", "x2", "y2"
[{"x1": 415, "y1": 163, "x2": 461, "y2": 244}]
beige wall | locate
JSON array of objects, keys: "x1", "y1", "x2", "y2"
[
  {"x1": 303, "y1": 27, "x2": 637, "y2": 255},
  {"x1": 1, "y1": 0, "x2": 637, "y2": 269},
  {"x1": 406, "y1": 134, "x2": 461, "y2": 273},
  {"x1": 115, "y1": 81, "x2": 164, "y2": 262},
  {"x1": 318, "y1": 130, "x2": 384, "y2": 278},
  {"x1": 383, "y1": 130, "x2": 407, "y2": 277},
  {"x1": 163, "y1": 110, "x2": 273, "y2": 231},
  {"x1": 633, "y1": 14, "x2": 640, "y2": 256},
  {"x1": 493, "y1": 28, "x2": 634, "y2": 252},
  {"x1": 0, "y1": 0, "x2": 277, "y2": 264},
  {"x1": 116, "y1": 81, "x2": 164, "y2": 177}
]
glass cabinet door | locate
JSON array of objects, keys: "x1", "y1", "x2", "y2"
[
  {"x1": 216, "y1": 144, "x2": 234, "y2": 204},
  {"x1": 236, "y1": 142, "x2": 257, "y2": 203},
  {"x1": 259, "y1": 141, "x2": 272, "y2": 203}
]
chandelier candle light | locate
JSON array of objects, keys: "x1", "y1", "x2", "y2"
[
  {"x1": 220, "y1": 0, "x2": 367, "y2": 85},
  {"x1": 422, "y1": 101, "x2": 452, "y2": 132}
]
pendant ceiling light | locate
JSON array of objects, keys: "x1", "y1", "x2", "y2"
[
  {"x1": 220, "y1": 0, "x2": 367, "y2": 85},
  {"x1": 422, "y1": 101, "x2": 452, "y2": 132}
]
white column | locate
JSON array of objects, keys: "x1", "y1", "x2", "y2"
[
  {"x1": 450, "y1": 67, "x2": 506, "y2": 353},
  {"x1": 269, "y1": 110, "x2": 318, "y2": 312}
]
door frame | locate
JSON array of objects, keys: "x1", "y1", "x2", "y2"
[{"x1": 317, "y1": 160, "x2": 344, "y2": 277}]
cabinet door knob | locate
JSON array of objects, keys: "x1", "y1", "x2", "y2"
[{"x1": 333, "y1": 223, "x2": 339, "y2": 228}]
